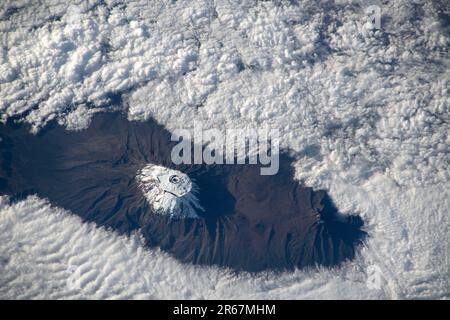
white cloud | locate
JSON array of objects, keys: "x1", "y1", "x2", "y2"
[
  {"x1": 0, "y1": 0, "x2": 448, "y2": 299},
  {"x1": 1, "y1": 0, "x2": 448, "y2": 187},
  {"x1": 0, "y1": 195, "x2": 378, "y2": 299},
  {"x1": 0, "y1": 175, "x2": 448, "y2": 299}
]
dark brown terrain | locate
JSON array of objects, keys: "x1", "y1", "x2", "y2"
[{"x1": 0, "y1": 112, "x2": 365, "y2": 272}]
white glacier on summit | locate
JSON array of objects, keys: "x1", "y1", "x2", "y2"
[{"x1": 137, "y1": 164, "x2": 202, "y2": 219}]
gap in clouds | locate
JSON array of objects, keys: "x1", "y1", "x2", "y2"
[{"x1": 0, "y1": 112, "x2": 366, "y2": 272}]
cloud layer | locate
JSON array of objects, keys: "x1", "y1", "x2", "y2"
[
  {"x1": 0, "y1": 195, "x2": 386, "y2": 299},
  {"x1": 0, "y1": 179, "x2": 448, "y2": 299},
  {"x1": 0, "y1": 0, "x2": 448, "y2": 299},
  {"x1": 1, "y1": 0, "x2": 448, "y2": 187}
]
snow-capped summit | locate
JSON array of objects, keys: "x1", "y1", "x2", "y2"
[{"x1": 137, "y1": 164, "x2": 202, "y2": 219}]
